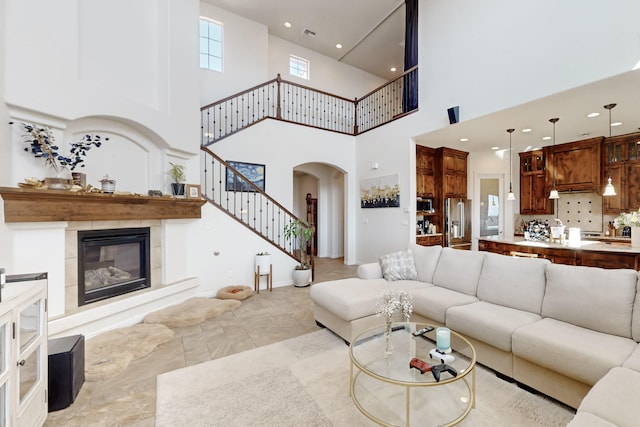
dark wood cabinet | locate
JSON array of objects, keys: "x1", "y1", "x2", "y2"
[
  {"x1": 519, "y1": 150, "x2": 553, "y2": 215},
  {"x1": 548, "y1": 137, "x2": 602, "y2": 193},
  {"x1": 416, "y1": 146, "x2": 435, "y2": 197},
  {"x1": 438, "y1": 148, "x2": 468, "y2": 199},
  {"x1": 603, "y1": 132, "x2": 640, "y2": 214},
  {"x1": 415, "y1": 146, "x2": 468, "y2": 247},
  {"x1": 416, "y1": 234, "x2": 443, "y2": 247},
  {"x1": 478, "y1": 239, "x2": 640, "y2": 270}
]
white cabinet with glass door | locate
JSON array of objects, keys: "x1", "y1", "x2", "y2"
[{"x1": 0, "y1": 273, "x2": 48, "y2": 427}]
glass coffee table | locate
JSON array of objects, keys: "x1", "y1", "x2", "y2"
[{"x1": 349, "y1": 323, "x2": 476, "y2": 426}]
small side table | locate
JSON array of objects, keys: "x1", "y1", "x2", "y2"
[{"x1": 254, "y1": 264, "x2": 272, "y2": 293}]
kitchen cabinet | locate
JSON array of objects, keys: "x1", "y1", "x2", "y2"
[
  {"x1": 0, "y1": 274, "x2": 48, "y2": 427},
  {"x1": 478, "y1": 239, "x2": 640, "y2": 270},
  {"x1": 603, "y1": 132, "x2": 640, "y2": 214},
  {"x1": 416, "y1": 234, "x2": 443, "y2": 247},
  {"x1": 519, "y1": 150, "x2": 553, "y2": 215},
  {"x1": 548, "y1": 137, "x2": 602, "y2": 193},
  {"x1": 415, "y1": 146, "x2": 468, "y2": 247},
  {"x1": 416, "y1": 145, "x2": 435, "y2": 197},
  {"x1": 438, "y1": 147, "x2": 468, "y2": 199}
]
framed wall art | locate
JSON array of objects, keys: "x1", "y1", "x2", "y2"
[
  {"x1": 360, "y1": 174, "x2": 400, "y2": 208},
  {"x1": 225, "y1": 161, "x2": 265, "y2": 192},
  {"x1": 186, "y1": 184, "x2": 201, "y2": 199}
]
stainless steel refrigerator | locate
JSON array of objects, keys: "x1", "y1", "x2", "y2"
[{"x1": 444, "y1": 198, "x2": 472, "y2": 250}]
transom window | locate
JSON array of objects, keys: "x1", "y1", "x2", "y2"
[
  {"x1": 200, "y1": 18, "x2": 223, "y2": 72},
  {"x1": 289, "y1": 55, "x2": 309, "y2": 80}
]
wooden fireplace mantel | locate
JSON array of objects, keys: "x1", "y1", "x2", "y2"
[{"x1": 0, "y1": 187, "x2": 207, "y2": 223}]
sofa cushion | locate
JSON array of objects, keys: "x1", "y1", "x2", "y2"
[
  {"x1": 431, "y1": 248, "x2": 485, "y2": 296},
  {"x1": 574, "y1": 367, "x2": 640, "y2": 427},
  {"x1": 310, "y1": 278, "x2": 388, "y2": 321},
  {"x1": 410, "y1": 286, "x2": 478, "y2": 324},
  {"x1": 407, "y1": 243, "x2": 442, "y2": 283},
  {"x1": 446, "y1": 301, "x2": 541, "y2": 352},
  {"x1": 379, "y1": 250, "x2": 418, "y2": 281},
  {"x1": 567, "y1": 413, "x2": 618, "y2": 427},
  {"x1": 512, "y1": 318, "x2": 637, "y2": 385},
  {"x1": 357, "y1": 262, "x2": 382, "y2": 279},
  {"x1": 542, "y1": 263, "x2": 637, "y2": 338},
  {"x1": 622, "y1": 344, "x2": 640, "y2": 372},
  {"x1": 477, "y1": 252, "x2": 550, "y2": 314}
]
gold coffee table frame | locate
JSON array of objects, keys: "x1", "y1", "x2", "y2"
[{"x1": 349, "y1": 323, "x2": 476, "y2": 427}]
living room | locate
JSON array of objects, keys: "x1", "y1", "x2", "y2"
[{"x1": 1, "y1": 0, "x2": 640, "y2": 425}]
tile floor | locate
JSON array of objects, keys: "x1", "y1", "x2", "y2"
[{"x1": 44, "y1": 257, "x2": 358, "y2": 427}]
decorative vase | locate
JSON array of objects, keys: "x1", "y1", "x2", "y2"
[
  {"x1": 100, "y1": 175, "x2": 116, "y2": 193},
  {"x1": 384, "y1": 319, "x2": 394, "y2": 356},
  {"x1": 255, "y1": 254, "x2": 271, "y2": 274},
  {"x1": 45, "y1": 165, "x2": 72, "y2": 190},
  {"x1": 632, "y1": 227, "x2": 640, "y2": 248},
  {"x1": 171, "y1": 183, "x2": 185, "y2": 197},
  {"x1": 292, "y1": 268, "x2": 311, "y2": 287}
]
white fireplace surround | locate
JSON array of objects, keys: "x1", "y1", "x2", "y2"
[{"x1": 5, "y1": 218, "x2": 200, "y2": 339}]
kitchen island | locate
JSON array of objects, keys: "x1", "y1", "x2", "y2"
[{"x1": 478, "y1": 236, "x2": 640, "y2": 270}]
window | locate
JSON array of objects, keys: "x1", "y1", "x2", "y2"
[
  {"x1": 289, "y1": 55, "x2": 309, "y2": 80},
  {"x1": 200, "y1": 18, "x2": 222, "y2": 72}
]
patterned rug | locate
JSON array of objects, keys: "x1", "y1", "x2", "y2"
[{"x1": 156, "y1": 329, "x2": 576, "y2": 426}]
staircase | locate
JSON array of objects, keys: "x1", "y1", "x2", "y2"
[{"x1": 199, "y1": 67, "x2": 418, "y2": 263}]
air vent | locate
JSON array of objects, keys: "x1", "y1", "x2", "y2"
[{"x1": 301, "y1": 28, "x2": 316, "y2": 38}]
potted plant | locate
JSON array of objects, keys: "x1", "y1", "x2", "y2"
[
  {"x1": 255, "y1": 251, "x2": 271, "y2": 275},
  {"x1": 283, "y1": 219, "x2": 313, "y2": 287},
  {"x1": 168, "y1": 162, "x2": 186, "y2": 196}
]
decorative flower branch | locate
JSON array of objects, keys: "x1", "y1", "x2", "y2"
[
  {"x1": 376, "y1": 287, "x2": 413, "y2": 323},
  {"x1": 614, "y1": 209, "x2": 640, "y2": 228},
  {"x1": 10, "y1": 121, "x2": 108, "y2": 172}
]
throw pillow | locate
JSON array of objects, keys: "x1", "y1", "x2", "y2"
[{"x1": 379, "y1": 249, "x2": 418, "y2": 281}]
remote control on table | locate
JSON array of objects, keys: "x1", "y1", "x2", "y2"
[{"x1": 412, "y1": 326, "x2": 434, "y2": 337}]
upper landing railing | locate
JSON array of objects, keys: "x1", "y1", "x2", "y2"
[{"x1": 201, "y1": 65, "x2": 418, "y2": 145}]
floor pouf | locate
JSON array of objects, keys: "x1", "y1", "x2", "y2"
[{"x1": 217, "y1": 285, "x2": 253, "y2": 300}]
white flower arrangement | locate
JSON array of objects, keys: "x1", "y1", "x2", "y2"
[
  {"x1": 376, "y1": 287, "x2": 413, "y2": 323},
  {"x1": 614, "y1": 209, "x2": 640, "y2": 229}
]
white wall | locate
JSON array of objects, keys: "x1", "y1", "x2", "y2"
[
  {"x1": 268, "y1": 36, "x2": 386, "y2": 100},
  {"x1": 352, "y1": 0, "x2": 640, "y2": 263},
  {"x1": 199, "y1": 3, "x2": 270, "y2": 106}
]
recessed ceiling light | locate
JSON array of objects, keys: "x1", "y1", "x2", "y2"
[
  {"x1": 336, "y1": 43, "x2": 342, "y2": 49},
  {"x1": 491, "y1": 146, "x2": 499, "y2": 150},
  {"x1": 522, "y1": 128, "x2": 532, "y2": 133},
  {"x1": 284, "y1": 22, "x2": 292, "y2": 28},
  {"x1": 459, "y1": 138, "x2": 469, "y2": 142},
  {"x1": 542, "y1": 136, "x2": 552, "y2": 141},
  {"x1": 587, "y1": 112, "x2": 600, "y2": 118},
  {"x1": 390, "y1": 67, "x2": 397, "y2": 72},
  {"x1": 611, "y1": 121, "x2": 623, "y2": 127}
]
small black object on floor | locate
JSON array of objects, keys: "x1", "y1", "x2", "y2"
[{"x1": 48, "y1": 334, "x2": 85, "y2": 412}]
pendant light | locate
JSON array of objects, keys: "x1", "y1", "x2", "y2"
[
  {"x1": 602, "y1": 103, "x2": 617, "y2": 197},
  {"x1": 548, "y1": 118, "x2": 560, "y2": 200},
  {"x1": 506, "y1": 128, "x2": 516, "y2": 201}
]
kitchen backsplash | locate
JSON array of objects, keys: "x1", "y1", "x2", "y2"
[{"x1": 517, "y1": 192, "x2": 605, "y2": 233}]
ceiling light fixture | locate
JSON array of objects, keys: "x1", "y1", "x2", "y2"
[
  {"x1": 390, "y1": 67, "x2": 397, "y2": 72},
  {"x1": 336, "y1": 43, "x2": 342, "y2": 49},
  {"x1": 507, "y1": 128, "x2": 516, "y2": 201},
  {"x1": 603, "y1": 103, "x2": 617, "y2": 197},
  {"x1": 587, "y1": 112, "x2": 600, "y2": 118},
  {"x1": 522, "y1": 128, "x2": 532, "y2": 133},
  {"x1": 542, "y1": 136, "x2": 551, "y2": 141},
  {"x1": 459, "y1": 137, "x2": 468, "y2": 142},
  {"x1": 548, "y1": 117, "x2": 560, "y2": 200},
  {"x1": 284, "y1": 22, "x2": 292, "y2": 28}
]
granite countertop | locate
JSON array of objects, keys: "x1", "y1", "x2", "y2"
[{"x1": 479, "y1": 236, "x2": 640, "y2": 254}]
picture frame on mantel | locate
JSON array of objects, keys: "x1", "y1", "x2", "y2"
[{"x1": 186, "y1": 184, "x2": 201, "y2": 199}]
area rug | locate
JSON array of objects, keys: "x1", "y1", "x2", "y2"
[
  {"x1": 143, "y1": 297, "x2": 241, "y2": 327},
  {"x1": 86, "y1": 323, "x2": 174, "y2": 382},
  {"x1": 156, "y1": 329, "x2": 576, "y2": 426}
]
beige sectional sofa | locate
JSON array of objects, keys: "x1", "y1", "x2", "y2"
[{"x1": 309, "y1": 244, "x2": 640, "y2": 426}]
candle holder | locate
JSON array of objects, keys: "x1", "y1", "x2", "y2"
[{"x1": 436, "y1": 327, "x2": 452, "y2": 353}]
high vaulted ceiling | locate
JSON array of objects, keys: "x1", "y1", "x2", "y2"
[
  {"x1": 202, "y1": 0, "x2": 405, "y2": 81},
  {"x1": 202, "y1": 1, "x2": 640, "y2": 154}
]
